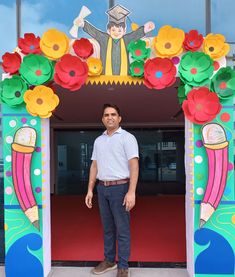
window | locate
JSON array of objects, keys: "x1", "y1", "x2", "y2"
[
  {"x1": 211, "y1": 0, "x2": 235, "y2": 42},
  {"x1": 55, "y1": 129, "x2": 185, "y2": 195}
]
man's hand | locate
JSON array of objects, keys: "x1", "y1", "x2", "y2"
[
  {"x1": 85, "y1": 190, "x2": 93, "y2": 208},
  {"x1": 144, "y1": 21, "x2": 155, "y2": 33},
  {"x1": 123, "y1": 192, "x2": 136, "y2": 212},
  {"x1": 74, "y1": 17, "x2": 85, "y2": 28}
]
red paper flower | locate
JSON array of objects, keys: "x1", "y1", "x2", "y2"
[
  {"x1": 144, "y1": 57, "x2": 176, "y2": 89},
  {"x1": 54, "y1": 54, "x2": 88, "y2": 91},
  {"x1": 183, "y1": 30, "x2": 203, "y2": 52},
  {"x1": 18, "y1": 33, "x2": 41, "y2": 54},
  {"x1": 73, "y1": 38, "x2": 94, "y2": 59},
  {"x1": 182, "y1": 87, "x2": 221, "y2": 124},
  {"x1": 2, "y1": 52, "x2": 21, "y2": 74}
]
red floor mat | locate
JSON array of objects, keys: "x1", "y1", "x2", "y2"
[{"x1": 51, "y1": 195, "x2": 186, "y2": 262}]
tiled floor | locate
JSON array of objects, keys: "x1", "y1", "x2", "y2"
[{"x1": 1, "y1": 267, "x2": 189, "y2": 277}]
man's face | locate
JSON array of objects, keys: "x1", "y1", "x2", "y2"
[
  {"x1": 108, "y1": 25, "x2": 126, "y2": 39},
  {"x1": 102, "y1": 107, "x2": 121, "y2": 130}
]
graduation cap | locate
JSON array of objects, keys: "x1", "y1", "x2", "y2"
[{"x1": 106, "y1": 4, "x2": 130, "y2": 25}]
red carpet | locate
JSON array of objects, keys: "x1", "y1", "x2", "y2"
[{"x1": 51, "y1": 195, "x2": 186, "y2": 262}]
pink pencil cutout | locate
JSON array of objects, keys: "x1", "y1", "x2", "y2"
[
  {"x1": 200, "y1": 123, "x2": 229, "y2": 228},
  {"x1": 11, "y1": 127, "x2": 40, "y2": 230}
]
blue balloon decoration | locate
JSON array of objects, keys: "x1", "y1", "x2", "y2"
[
  {"x1": 5, "y1": 233, "x2": 43, "y2": 277},
  {"x1": 195, "y1": 228, "x2": 234, "y2": 274}
]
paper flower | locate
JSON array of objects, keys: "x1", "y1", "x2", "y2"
[
  {"x1": 18, "y1": 33, "x2": 41, "y2": 55},
  {"x1": 19, "y1": 54, "x2": 54, "y2": 85},
  {"x1": 177, "y1": 83, "x2": 187, "y2": 105},
  {"x1": 202, "y1": 34, "x2": 230, "y2": 60},
  {"x1": 144, "y1": 57, "x2": 176, "y2": 89},
  {"x1": 0, "y1": 75, "x2": 28, "y2": 107},
  {"x1": 54, "y1": 54, "x2": 88, "y2": 91},
  {"x1": 127, "y1": 40, "x2": 150, "y2": 60},
  {"x1": 183, "y1": 30, "x2": 203, "y2": 52},
  {"x1": 24, "y1": 85, "x2": 59, "y2": 118},
  {"x1": 129, "y1": 60, "x2": 144, "y2": 77},
  {"x1": 182, "y1": 87, "x2": 221, "y2": 124},
  {"x1": 153, "y1": 25, "x2": 185, "y2": 58},
  {"x1": 179, "y1": 52, "x2": 214, "y2": 87},
  {"x1": 87, "y1": 57, "x2": 103, "y2": 76},
  {"x1": 2, "y1": 52, "x2": 21, "y2": 74},
  {"x1": 40, "y1": 29, "x2": 69, "y2": 60},
  {"x1": 210, "y1": 67, "x2": 235, "y2": 100},
  {"x1": 73, "y1": 38, "x2": 94, "y2": 59}
]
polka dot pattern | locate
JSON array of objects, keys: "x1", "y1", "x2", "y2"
[
  {"x1": 34, "y1": 169, "x2": 41, "y2": 176},
  {"x1": 6, "y1": 155, "x2": 11, "y2": 162},
  {"x1": 9, "y1": 120, "x2": 16, "y2": 128},
  {"x1": 220, "y1": 112, "x2": 230, "y2": 122},
  {"x1": 195, "y1": 155, "x2": 203, "y2": 164},
  {"x1": 5, "y1": 187, "x2": 13, "y2": 195},
  {"x1": 196, "y1": 140, "x2": 203, "y2": 148},
  {"x1": 196, "y1": 187, "x2": 204, "y2": 195},
  {"x1": 6, "y1": 136, "x2": 13, "y2": 144}
]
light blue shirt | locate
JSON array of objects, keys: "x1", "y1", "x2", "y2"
[{"x1": 91, "y1": 127, "x2": 139, "y2": 181}]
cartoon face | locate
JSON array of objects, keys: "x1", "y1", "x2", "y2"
[{"x1": 108, "y1": 25, "x2": 126, "y2": 39}]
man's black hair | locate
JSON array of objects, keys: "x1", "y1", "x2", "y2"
[
  {"x1": 107, "y1": 22, "x2": 126, "y2": 30},
  {"x1": 102, "y1": 103, "x2": 121, "y2": 116}
]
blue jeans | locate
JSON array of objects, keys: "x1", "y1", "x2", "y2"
[{"x1": 97, "y1": 183, "x2": 130, "y2": 269}]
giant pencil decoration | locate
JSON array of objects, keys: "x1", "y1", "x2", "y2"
[
  {"x1": 11, "y1": 127, "x2": 39, "y2": 230},
  {"x1": 200, "y1": 123, "x2": 229, "y2": 228}
]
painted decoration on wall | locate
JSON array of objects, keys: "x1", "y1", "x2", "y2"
[
  {"x1": 5, "y1": 233, "x2": 43, "y2": 277},
  {"x1": 11, "y1": 127, "x2": 39, "y2": 229},
  {"x1": 200, "y1": 123, "x2": 228, "y2": 227},
  {"x1": 0, "y1": 3, "x2": 233, "y2": 122},
  {"x1": 193, "y1": 100, "x2": 234, "y2": 277}
]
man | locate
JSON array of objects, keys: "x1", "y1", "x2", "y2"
[
  {"x1": 75, "y1": 4, "x2": 155, "y2": 75},
  {"x1": 85, "y1": 104, "x2": 139, "y2": 277}
]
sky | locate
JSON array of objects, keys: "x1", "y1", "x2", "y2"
[{"x1": 0, "y1": 0, "x2": 235, "y2": 58}]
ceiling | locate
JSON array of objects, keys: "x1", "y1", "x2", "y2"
[{"x1": 50, "y1": 79, "x2": 184, "y2": 129}]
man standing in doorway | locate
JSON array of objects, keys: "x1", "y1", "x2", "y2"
[{"x1": 85, "y1": 104, "x2": 139, "y2": 277}]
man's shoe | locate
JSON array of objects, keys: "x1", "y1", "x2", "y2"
[
  {"x1": 116, "y1": 268, "x2": 129, "y2": 277},
  {"x1": 91, "y1": 260, "x2": 117, "y2": 275}
]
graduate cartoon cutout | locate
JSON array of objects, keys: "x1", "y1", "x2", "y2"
[{"x1": 70, "y1": 4, "x2": 155, "y2": 76}]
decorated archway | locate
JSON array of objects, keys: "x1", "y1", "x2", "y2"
[{"x1": 1, "y1": 4, "x2": 235, "y2": 277}]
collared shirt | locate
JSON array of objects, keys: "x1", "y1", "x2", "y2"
[{"x1": 91, "y1": 127, "x2": 139, "y2": 180}]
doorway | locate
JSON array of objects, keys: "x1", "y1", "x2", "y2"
[{"x1": 50, "y1": 128, "x2": 186, "y2": 263}]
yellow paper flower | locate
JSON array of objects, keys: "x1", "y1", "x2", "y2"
[
  {"x1": 24, "y1": 85, "x2": 59, "y2": 118},
  {"x1": 202, "y1": 33, "x2": 230, "y2": 60},
  {"x1": 40, "y1": 29, "x2": 69, "y2": 60},
  {"x1": 153, "y1": 25, "x2": 185, "y2": 58},
  {"x1": 87, "y1": 57, "x2": 103, "y2": 76}
]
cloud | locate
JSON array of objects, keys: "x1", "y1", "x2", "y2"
[
  {"x1": 0, "y1": 4, "x2": 17, "y2": 56},
  {"x1": 0, "y1": 2, "x2": 68, "y2": 57},
  {"x1": 117, "y1": 0, "x2": 205, "y2": 34}
]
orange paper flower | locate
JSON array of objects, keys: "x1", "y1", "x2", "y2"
[
  {"x1": 202, "y1": 34, "x2": 230, "y2": 60},
  {"x1": 40, "y1": 29, "x2": 69, "y2": 60},
  {"x1": 24, "y1": 85, "x2": 59, "y2": 118},
  {"x1": 153, "y1": 25, "x2": 185, "y2": 58},
  {"x1": 87, "y1": 57, "x2": 103, "y2": 76}
]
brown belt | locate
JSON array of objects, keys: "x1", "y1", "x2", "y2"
[{"x1": 99, "y1": 178, "x2": 129, "y2": 186}]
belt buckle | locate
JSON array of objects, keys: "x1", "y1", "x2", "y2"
[{"x1": 104, "y1": 181, "x2": 109, "y2": 186}]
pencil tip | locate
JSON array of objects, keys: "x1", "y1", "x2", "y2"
[
  {"x1": 33, "y1": 220, "x2": 40, "y2": 231},
  {"x1": 200, "y1": 219, "x2": 206, "y2": 228}
]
